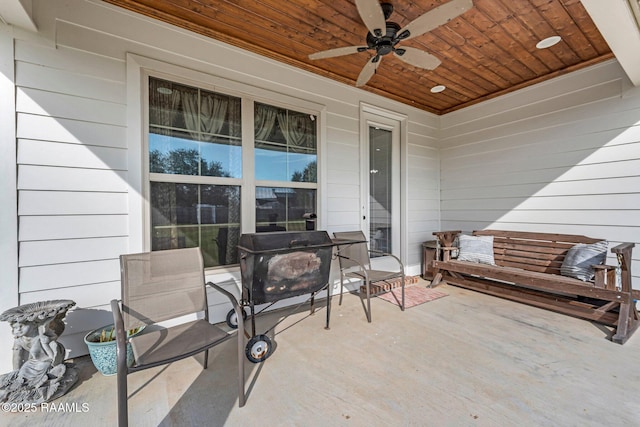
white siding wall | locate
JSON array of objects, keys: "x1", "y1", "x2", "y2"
[
  {"x1": 7, "y1": 0, "x2": 439, "y2": 361},
  {"x1": 439, "y1": 60, "x2": 640, "y2": 290},
  {"x1": 0, "y1": 24, "x2": 20, "y2": 371},
  {"x1": 407, "y1": 123, "x2": 441, "y2": 267}
]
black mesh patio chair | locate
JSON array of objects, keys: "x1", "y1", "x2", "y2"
[
  {"x1": 333, "y1": 230, "x2": 405, "y2": 322},
  {"x1": 111, "y1": 247, "x2": 245, "y2": 427}
]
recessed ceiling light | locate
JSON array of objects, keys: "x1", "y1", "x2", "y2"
[
  {"x1": 157, "y1": 87, "x2": 173, "y2": 95},
  {"x1": 430, "y1": 85, "x2": 446, "y2": 93},
  {"x1": 536, "y1": 36, "x2": 562, "y2": 49}
]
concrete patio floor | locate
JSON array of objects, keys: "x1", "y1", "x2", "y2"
[{"x1": 4, "y1": 279, "x2": 640, "y2": 426}]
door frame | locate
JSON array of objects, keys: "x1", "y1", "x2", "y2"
[{"x1": 359, "y1": 103, "x2": 408, "y2": 264}]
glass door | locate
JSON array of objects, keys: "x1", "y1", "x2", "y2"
[
  {"x1": 369, "y1": 126, "x2": 393, "y2": 256},
  {"x1": 362, "y1": 114, "x2": 401, "y2": 258}
]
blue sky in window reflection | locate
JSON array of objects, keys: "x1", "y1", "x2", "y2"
[{"x1": 150, "y1": 134, "x2": 316, "y2": 182}]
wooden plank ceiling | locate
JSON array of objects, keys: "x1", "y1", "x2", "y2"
[{"x1": 104, "y1": 0, "x2": 613, "y2": 115}]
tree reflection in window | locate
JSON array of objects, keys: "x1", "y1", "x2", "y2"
[
  {"x1": 254, "y1": 103, "x2": 316, "y2": 183},
  {"x1": 150, "y1": 147, "x2": 231, "y2": 177},
  {"x1": 291, "y1": 161, "x2": 316, "y2": 182}
]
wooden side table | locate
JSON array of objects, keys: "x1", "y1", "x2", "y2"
[{"x1": 421, "y1": 240, "x2": 438, "y2": 280}]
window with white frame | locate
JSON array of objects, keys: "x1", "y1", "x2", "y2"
[
  {"x1": 147, "y1": 76, "x2": 318, "y2": 268},
  {"x1": 254, "y1": 102, "x2": 317, "y2": 232}
]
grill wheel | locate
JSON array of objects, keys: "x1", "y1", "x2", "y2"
[
  {"x1": 225, "y1": 308, "x2": 248, "y2": 329},
  {"x1": 245, "y1": 334, "x2": 273, "y2": 363}
]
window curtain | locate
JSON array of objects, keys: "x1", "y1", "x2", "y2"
[
  {"x1": 149, "y1": 81, "x2": 182, "y2": 136},
  {"x1": 182, "y1": 92, "x2": 230, "y2": 141},
  {"x1": 254, "y1": 104, "x2": 278, "y2": 141},
  {"x1": 276, "y1": 110, "x2": 313, "y2": 152}
]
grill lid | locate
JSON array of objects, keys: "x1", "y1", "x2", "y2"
[{"x1": 238, "y1": 231, "x2": 333, "y2": 254}]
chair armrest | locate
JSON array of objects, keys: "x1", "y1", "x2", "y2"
[
  {"x1": 592, "y1": 264, "x2": 617, "y2": 270},
  {"x1": 206, "y1": 282, "x2": 244, "y2": 332},
  {"x1": 336, "y1": 253, "x2": 367, "y2": 270},
  {"x1": 611, "y1": 243, "x2": 634, "y2": 292},
  {"x1": 592, "y1": 264, "x2": 617, "y2": 289},
  {"x1": 336, "y1": 254, "x2": 370, "y2": 279},
  {"x1": 611, "y1": 242, "x2": 635, "y2": 253},
  {"x1": 110, "y1": 299, "x2": 128, "y2": 368},
  {"x1": 110, "y1": 299, "x2": 124, "y2": 338},
  {"x1": 368, "y1": 249, "x2": 405, "y2": 272}
]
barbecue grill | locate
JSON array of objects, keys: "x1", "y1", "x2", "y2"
[{"x1": 226, "y1": 230, "x2": 335, "y2": 363}]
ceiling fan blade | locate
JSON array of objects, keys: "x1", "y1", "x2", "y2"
[
  {"x1": 355, "y1": 0, "x2": 387, "y2": 37},
  {"x1": 356, "y1": 56, "x2": 380, "y2": 87},
  {"x1": 394, "y1": 47, "x2": 442, "y2": 70},
  {"x1": 309, "y1": 46, "x2": 367, "y2": 60},
  {"x1": 397, "y1": 0, "x2": 473, "y2": 41}
]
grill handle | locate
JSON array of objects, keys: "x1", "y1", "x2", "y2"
[{"x1": 289, "y1": 239, "x2": 310, "y2": 248}]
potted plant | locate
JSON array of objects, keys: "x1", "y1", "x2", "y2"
[{"x1": 84, "y1": 324, "x2": 144, "y2": 376}]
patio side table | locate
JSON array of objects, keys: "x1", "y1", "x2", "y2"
[{"x1": 421, "y1": 240, "x2": 439, "y2": 280}]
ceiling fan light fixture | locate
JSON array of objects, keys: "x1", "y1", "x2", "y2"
[
  {"x1": 536, "y1": 35, "x2": 562, "y2": 49},
  {"x1": 431, "y1": 85, "x2": 446, "y2": 93}
]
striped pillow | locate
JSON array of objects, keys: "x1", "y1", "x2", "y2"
[
  {"x1": 560, "y1": 241, "x2": 608, "y2": 282},
  {"x1": 457, "y1": 234, "x2": 495, "y2": 265}
]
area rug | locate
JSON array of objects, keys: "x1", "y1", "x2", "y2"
[{"x1": 377, "y1": 285, "x2": 448, "y2": 308}]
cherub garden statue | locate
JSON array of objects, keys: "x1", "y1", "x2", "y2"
[{"x1": 0, "y1": 300, "x2": 79, "y2": 404}]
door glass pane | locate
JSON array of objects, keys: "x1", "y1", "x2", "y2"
[{"x1": 369, "y1": 127, "x2": 392, "y2": 256}]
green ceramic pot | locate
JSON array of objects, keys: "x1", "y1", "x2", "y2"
[{"x1": 84, "y1": 324, "x2": 144, "y2": 376}]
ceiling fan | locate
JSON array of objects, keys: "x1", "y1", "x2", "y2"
[{"x1": 308, "y1": 0, "x2": 474, "y2": 87}]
